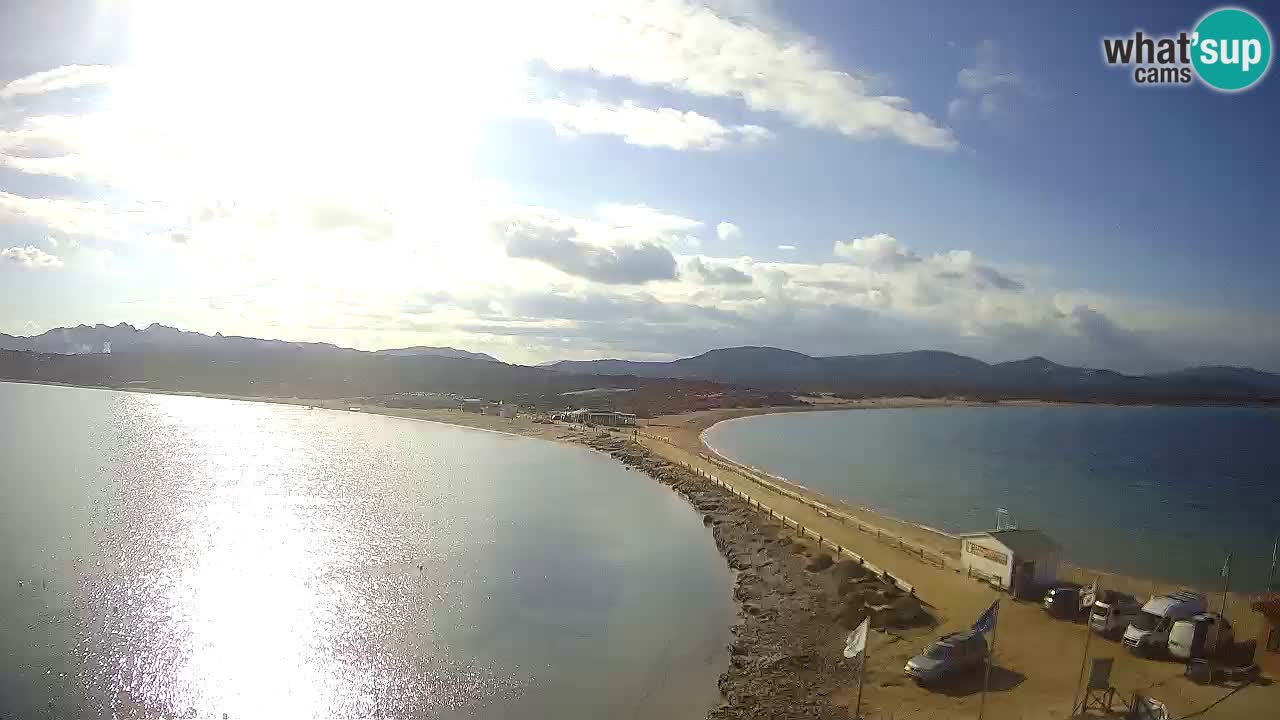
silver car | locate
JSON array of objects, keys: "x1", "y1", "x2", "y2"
[{"x1": 904, "y1": 630, "x2": 988, "y2": 684}]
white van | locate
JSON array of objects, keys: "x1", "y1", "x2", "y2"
[
  {"x1": 1122, "y1": 590, "x2": 1207, "y2": 656},
  {"x1": 1168, "y1": 613, "x2": 1234, "y2": 660},
  {"x1": 1089, "y1": 591, "x2": 1143, "y2": 638}
]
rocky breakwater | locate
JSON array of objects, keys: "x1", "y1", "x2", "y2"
[{"x1": 583, "y1": 434, "x2": 934, "y2": 719}]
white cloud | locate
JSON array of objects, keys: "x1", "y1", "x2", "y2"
[
  {"x1": 2, "y1": 245, "x2": 64, "y2": 269},
  {"x1": 522, "y1": 98, "x2": 772, "y2": 151},
  {"x1": 518, "y1": 0, "x2": 956, "y2": 149},
  {"x1": 595, "y1": 203, "x2": 702, "y2": 233},
  {"x1": 777, "y1": 244, "x2": 796, "y2": 251},
  {"x1": 0, "y1": 191, "x2": 143, "y2": 240},
  {"x1": 0, "y1": 65, "x2": 115, "y2": 100},
  {"x1": 686, "y1": 256, "x2": 752, "y2": 285},
  {"x1": 494, "y1": 206, "x2": 679, "y2": 284},
  {"x1": 834, "y1": 233, "x2": 920, "y2": 267},
  {"x1": 951, "y1": 40, "x2": 1027, "y2": 119},
  {"x1": 716, "y1": 221, "x2": 743, "y2": 241}
]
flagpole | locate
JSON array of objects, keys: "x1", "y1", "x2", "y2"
[
  {"x1": 1069, "y1": 577, "x2": 1099, "y2": 715},
  {"x1": 854, "y1": 639, "x2": 867, "y2": 720},
  {"x1": 1220, "y1": 552, "x2": 1232, "y2": 617},
  {"x1": 1269, "y1": 536, "x2": 1278, "y2": 592},
  {"x1": 977, "y1": 600, "x2": 999, "y2": 720}
]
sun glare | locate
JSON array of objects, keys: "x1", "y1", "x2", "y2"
[{"x1": 107, "y1": 1, "x2": 523, "y2": 220}]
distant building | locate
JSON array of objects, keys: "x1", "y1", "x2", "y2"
[
  {"x1": 550, "y1": 409, "x2": 636, "y2": 427},
  {"x1": 499, "y1": 403, "x2": 517, "y2": 418},
  {"x1": 460, "y1": 398, "x2": 486, "y2": 413},
  {"x1": 960, "y1": 529, "x2": 1061, "y2": 598}
]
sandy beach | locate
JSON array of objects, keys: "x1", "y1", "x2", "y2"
[
  {"x1": 8, "y1": 381, "x2": 1276, "y2": 718},
  {"x1": 633, "y1": 405, "x2": 1277, "y2": 719}
]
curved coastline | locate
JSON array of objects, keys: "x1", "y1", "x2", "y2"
[{"x1": 7, "y1": 381, "x2": 1277, "y2": 718}]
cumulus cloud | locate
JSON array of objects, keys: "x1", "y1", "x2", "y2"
[
  {"x1": 496, "y1": 211, "x2": 678, "y2": 284},
  {"x1": 521, "y1": 0, "x2": 956, "y2": 149},
  {"x1": 777, "y1": 244, "x2": 796, "y2": 251},
  {"x1": 686, "y1": 256, "x2": 752, "y2": 285},
  {"x1": 834, "y1": 233, "x2": 921, "y2": 267},
  {"x1": 716, "y1": 221, "x2": 743, "y2": 241},
  {"x1": 0, "y1": 65, "x2": 115, "y2": 100},
  {"x1": 1, "y1": 245, "x2": 63, "y2": 269},
  {"x1": 522, "y1": 98, "x2": 772, "y2": 151},
  {"x1": 973, "y1": 264, "x2": 1024, "y2": 291}
]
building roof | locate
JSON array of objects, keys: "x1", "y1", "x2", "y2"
[
  {"x1": 982, "y1": 529, "x2": 1061, "y2": 558},
  {"x1": 1142, "y1": 590, "x2": 1205, "y2": 616}
]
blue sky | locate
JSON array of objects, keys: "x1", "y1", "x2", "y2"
[{"x1": 1, "y1": 0, "x2": 1277, "y2": 371}]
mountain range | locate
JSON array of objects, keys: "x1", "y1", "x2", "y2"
[
  {"x1": 0, "y1": 323, "x2": 498, "y2": 362},
  {"x1": 1, "y1": 325, "x2": 1277, "y2": 405},
  {"x1": 547, "y1": 346, "x2": 1280, "y2": 403}
]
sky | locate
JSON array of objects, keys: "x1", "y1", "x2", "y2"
[{"x1": 0, "y1": 0, "x2": 1277, "y2": 371}]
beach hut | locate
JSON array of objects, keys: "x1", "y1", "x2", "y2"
[{"x1": 960, "y1": 529, "x2": 1061, "y2": 598}]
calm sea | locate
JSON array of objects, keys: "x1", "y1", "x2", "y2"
[
  {"x1": 0, "y1": 382, "x2": 732, "y2": 719},
  {"x1": 704, "y1": 405, "x2": 1280, "y2": 591}
]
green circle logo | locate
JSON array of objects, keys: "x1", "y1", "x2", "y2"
[{"x1": 1192, "y1": 8, "x2": 1272, "y2": 91}]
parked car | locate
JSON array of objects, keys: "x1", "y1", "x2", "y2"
[
  {"x1": 904, "y1": 630, "x2": 988, "y2": 685},
  {"x1": 1168, "y1": 612, "x2": 1234, "y2": 660},
  {"x1": 1043, "y1": 586, "x2": 1086, "y2": 619},
  {"x1": 1089, "y1": 591, "x2": 1143, "y2": 638},
  {"x1": 1123, "y1": 590, "x2": 1207, "y2": 656}
]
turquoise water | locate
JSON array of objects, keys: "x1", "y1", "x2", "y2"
[
  {"x1": 0, "y1": 382, "x2": 732, "y2": 719},
  {"x1": 704, "y1": 406, "x2": 1280, "y2": 591}
]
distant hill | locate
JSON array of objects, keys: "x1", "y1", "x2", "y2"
[
  {"x1": 0, "y1": 323, "x2": 496, "y2": 362},
  {"x1": 547, "y1": 347, "x2": 1280, "y2": 404},
  {"x1": 374, "y1": 346, "x2": 499, "y2": 362}
]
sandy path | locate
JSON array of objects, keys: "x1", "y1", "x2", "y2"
[{"x1": 637, "y1": 407, "x2": 1277, "y2": 720}]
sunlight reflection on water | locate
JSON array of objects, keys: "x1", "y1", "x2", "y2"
[{"x1": 1, "y1": 383, "x2": 731, "y2": 719}]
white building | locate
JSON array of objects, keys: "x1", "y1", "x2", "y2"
[
  {"x1": 498, "y1": 403, "x2": 517, "y2": 418},
  {"x1": 960, "y1": 529, "x2": 1061, "y2": 598}
]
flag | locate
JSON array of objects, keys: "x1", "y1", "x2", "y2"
[
  {"x1": 844, "y1": 616, "x2": 870, "y2": 659},
  {"x1": 972, "y1": 600, "x2": 999, "y2": 635},
  {"x1": 1080, "y1": 580, "x2": 1097, "y2": 611},
  {"x1": 1222, "y1": 552, "x2": 1232, "y2": 579}
]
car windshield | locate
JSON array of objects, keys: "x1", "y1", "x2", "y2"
[
  {"x1": 924, "y1": 643, "x2": 951, "y2": 659},
  {"x1": 1132, "y1": 611, "x2": 1161, "y2": 631}
]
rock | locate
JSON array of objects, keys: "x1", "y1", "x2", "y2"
[
  {"x1": 805, "y1": 553, "x2": 834, "y2": 572},
  {"x1": 832, "y1": 559, "x2": 868, "y2": 582}
]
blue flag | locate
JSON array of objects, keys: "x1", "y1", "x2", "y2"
[{"x1": 972, "y1": 601, "x2": 999, "y2": 635}]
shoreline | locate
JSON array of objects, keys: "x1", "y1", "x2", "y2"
[
  {"x1": 5, "y1": 380, "x2": 1276, "y2": 716},
  {"x1": 690, "y1": 407, "x2": 1276, "y2": 597}
]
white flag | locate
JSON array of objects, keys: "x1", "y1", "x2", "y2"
[
  {"x1": 1080, "y1": 580, "x2": 1097, "y2": 610},
  {"x1": 844, "y1": 617, "x2": 870, "y2": 659}
]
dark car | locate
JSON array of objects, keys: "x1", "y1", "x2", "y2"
[
  {"x1": 1043, "y1": 586, "x2": 1084, "y2": 619},
  {"x1": 904, "y1": 630, "x2": 988, "y2": 684}
]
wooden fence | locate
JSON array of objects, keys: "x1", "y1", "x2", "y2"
[
  {"x1": 678, "y1": 460, "x2": 917, "y2": 596},
  {"x1": 692, "y1": 450, "x2": 952, "y2": 572}
]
